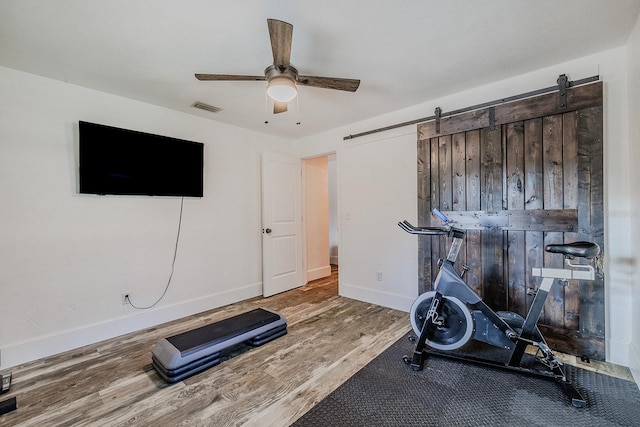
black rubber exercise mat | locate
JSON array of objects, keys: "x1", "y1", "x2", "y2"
[{"x1": 293, "y1": 332, "x2": 640, "y2": 426}]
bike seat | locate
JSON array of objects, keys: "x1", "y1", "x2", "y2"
[{"x1": 545, "y1": 242, "x2": 600, "y2": 259}]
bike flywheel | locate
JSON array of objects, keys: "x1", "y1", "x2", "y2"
[{"x1": 410, "y1": 291, "x2": 474, "y2": 350}]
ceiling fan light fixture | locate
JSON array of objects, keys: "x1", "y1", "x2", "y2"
[
  {"x1": 267, "y1": 76, "x2": 297, "y2": 102},
  {"x1": 195, "y1": 20, "x2": 360, "y2": 117}
]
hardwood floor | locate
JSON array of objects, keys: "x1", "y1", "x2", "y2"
[
  {"x1": 1, "y1": 266, "x2": 634, "y2": 426},
  {"x1": 0, "y1": 267, "x2": 410, "y2": 426}
]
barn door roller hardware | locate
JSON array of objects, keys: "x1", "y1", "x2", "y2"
[
  {"x1": 557, "y1": 74, "x2": 570, "y2": 109},
  {"x1": 343, "y1": 74, "x2": 599, "y2": 140},
  {"x1": 488, "y1": 107, "x2": 497, "y2": 131},
  {"x1": 434, "y1": 107, "x2": 442, "y2": 134}
]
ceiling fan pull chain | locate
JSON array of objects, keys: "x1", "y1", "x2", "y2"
[
  {"x1": 296, "y1": 91, "x2": 301, "y2": 125},
  {"x1": 264, "y1": 89, "x2": 270, "y2": 124}
]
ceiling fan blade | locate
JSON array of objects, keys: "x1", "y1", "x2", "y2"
[
  {"x1": 273, "y1": 101, "x2": 288, "y2": 114},
  {"x1": 195, "y1": 74, "x2": 266, "y2": 81},
  {"x1": 267, "y1": 19, "x2": 293, "y2": 66},
  {"x1": 297, "y1": 75, "x2": 360, "y2": 92}
]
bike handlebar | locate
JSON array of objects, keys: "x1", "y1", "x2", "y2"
[{"x1": 398, "y1": 220, "x2": 450, "y2": 235}]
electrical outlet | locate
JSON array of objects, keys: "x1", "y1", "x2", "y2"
[
  {"x1": 376, "y1": 272, "x2": 383, "y2": 281},
  {"x1": 122, "y1": 293, "x2": 130, "y2": 306},
  {"x1": 1, "y1": 372, "x2": 11, "y2": 394}
]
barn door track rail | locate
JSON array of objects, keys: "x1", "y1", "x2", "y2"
[{"x1": 343, "y1": 74, "x2": 599, "y2": 141}]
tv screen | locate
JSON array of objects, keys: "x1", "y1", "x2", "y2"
[{"x1": 79, "y1": 121, "x2": 204, "y2": 197}]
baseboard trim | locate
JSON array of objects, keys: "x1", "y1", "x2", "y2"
[
  {"x1": 307, "y1": 265, "x2": 332, "y2": 281},
  {"x1": 0, "y1": 282, "x2": 262, "y2": 370},
  {"x1": 631, "y1": 340, "x2": 640, "y2": 387},
  {"x1": 607, "y1": 338, "x2": 631, "y2": 367},
  {"x1": 340, "y1": 282, "x2": 414, "y2": 312}
]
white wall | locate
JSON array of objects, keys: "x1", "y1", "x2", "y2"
[
  {"x1": 294, "y1": 47, "x2": 634, "y2": 366},
  {"x1": 296, "y1": 124, "x2": 422, "y2": 312},
  {"x1": 627, "y1": 13, "x2": 640, "y2": 384},
  {"x1": 0, "y1": 66, "x2": 293, "y2": 369}
]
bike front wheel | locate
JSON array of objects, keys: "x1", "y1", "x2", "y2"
[{"x1": 410, "y1": 291, "x2": 474, "y2": 351}]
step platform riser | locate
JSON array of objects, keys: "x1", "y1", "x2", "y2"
[{"x1": 152, "y1": 308, "x2": 287, "y2": 383}]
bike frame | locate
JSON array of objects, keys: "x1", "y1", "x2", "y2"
[{"x1": 399, "y1": 219, "x2": 596, "y2": 407}]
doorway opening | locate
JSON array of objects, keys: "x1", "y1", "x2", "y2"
[{"x1": 303, "y1": 153, "x2": 338, "y2": 290}]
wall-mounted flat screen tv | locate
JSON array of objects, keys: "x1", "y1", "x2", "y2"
[{"x1": 79, "y1": 121, "x2": 204, "y2": 197}]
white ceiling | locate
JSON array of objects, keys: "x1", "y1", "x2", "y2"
[{"x1": 1, "y1": 0, "x2": 639, "y2": 140}]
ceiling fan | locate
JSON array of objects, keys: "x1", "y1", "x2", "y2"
[{"x1": 195, "y1": 19, "x2": 361, "y2": 114}]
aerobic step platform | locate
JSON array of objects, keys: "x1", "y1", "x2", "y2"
[{"x1": 152, "y1": 307, "x2": 287, "y2": 383}]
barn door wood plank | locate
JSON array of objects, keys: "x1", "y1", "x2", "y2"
[
  {"x1": 432, "y1": 209, "x2": 577, "y2": 231},
  {"x1": 481, "y1": 127, "x2": 506, "y2": 311},
  {"x1": 524, "y1": 118, "x2": 544, "y2": 312},
  {"x1": 430, "y1": 138, "x2": 442, "y2": 289},
  {"x1": 417, "y1": 137, "x2": 432, "y2": 293},
  {"x1": 452, "y1": 133, "x2": 467, "y2": 212},
  {"x1": 577, "y1": 106, "x2": 605, "y2": 357},
  {"x1": 537, "y1": 324, "x2": 605, "y2": 358},
  {"x1": 562, "y1": 111, "x2": 580, "y2": 331},
  {"x1": 465, "y1": 130, "x2": 483, "y2": 296},
  {"x1": 438, "y1": 136, "x2": 453, "y2": 262},
  {"x1": 417, "y1": 82, "x2": 603, "y2": 140},
  {"x1": 506, "y1": 122, "x2": 526, "y2": 316},
  {"x1": 496, "y1": 83, "x2": 601, "y2": 133},
  {"x1": 542, "y1": 114, "x2": 565, "y2": 327},
  {"x1": 438, "y1": 135, "x2": 453, "y2": 212},
  {"x1": 452, "y1": 133, "x2": 468, "y2": 269}
]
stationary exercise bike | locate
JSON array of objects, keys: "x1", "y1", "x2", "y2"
[{"x1": 398, "y1": 210, "x2": 600, "y2": 407}]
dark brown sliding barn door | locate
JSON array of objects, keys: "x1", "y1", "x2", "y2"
[{"x1": 416, "y1": 82, "x2": 604, "y2": 359}]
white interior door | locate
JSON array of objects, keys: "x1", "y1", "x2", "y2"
[{"x1": 262, "y1": 151, "x2": 304, "y2": 297}]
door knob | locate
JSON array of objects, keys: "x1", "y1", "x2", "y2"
[{"x1": 264, "y1": 228, "x2": 272, "y2": 234}]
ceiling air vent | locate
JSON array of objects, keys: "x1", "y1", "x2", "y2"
[{"x1": 192, "y1": 101, "x2": 222, "y2": 114}]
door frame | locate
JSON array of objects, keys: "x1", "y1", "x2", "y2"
[{"x1": 301, "y1": 152, "x2": 338, "y2": 283}]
